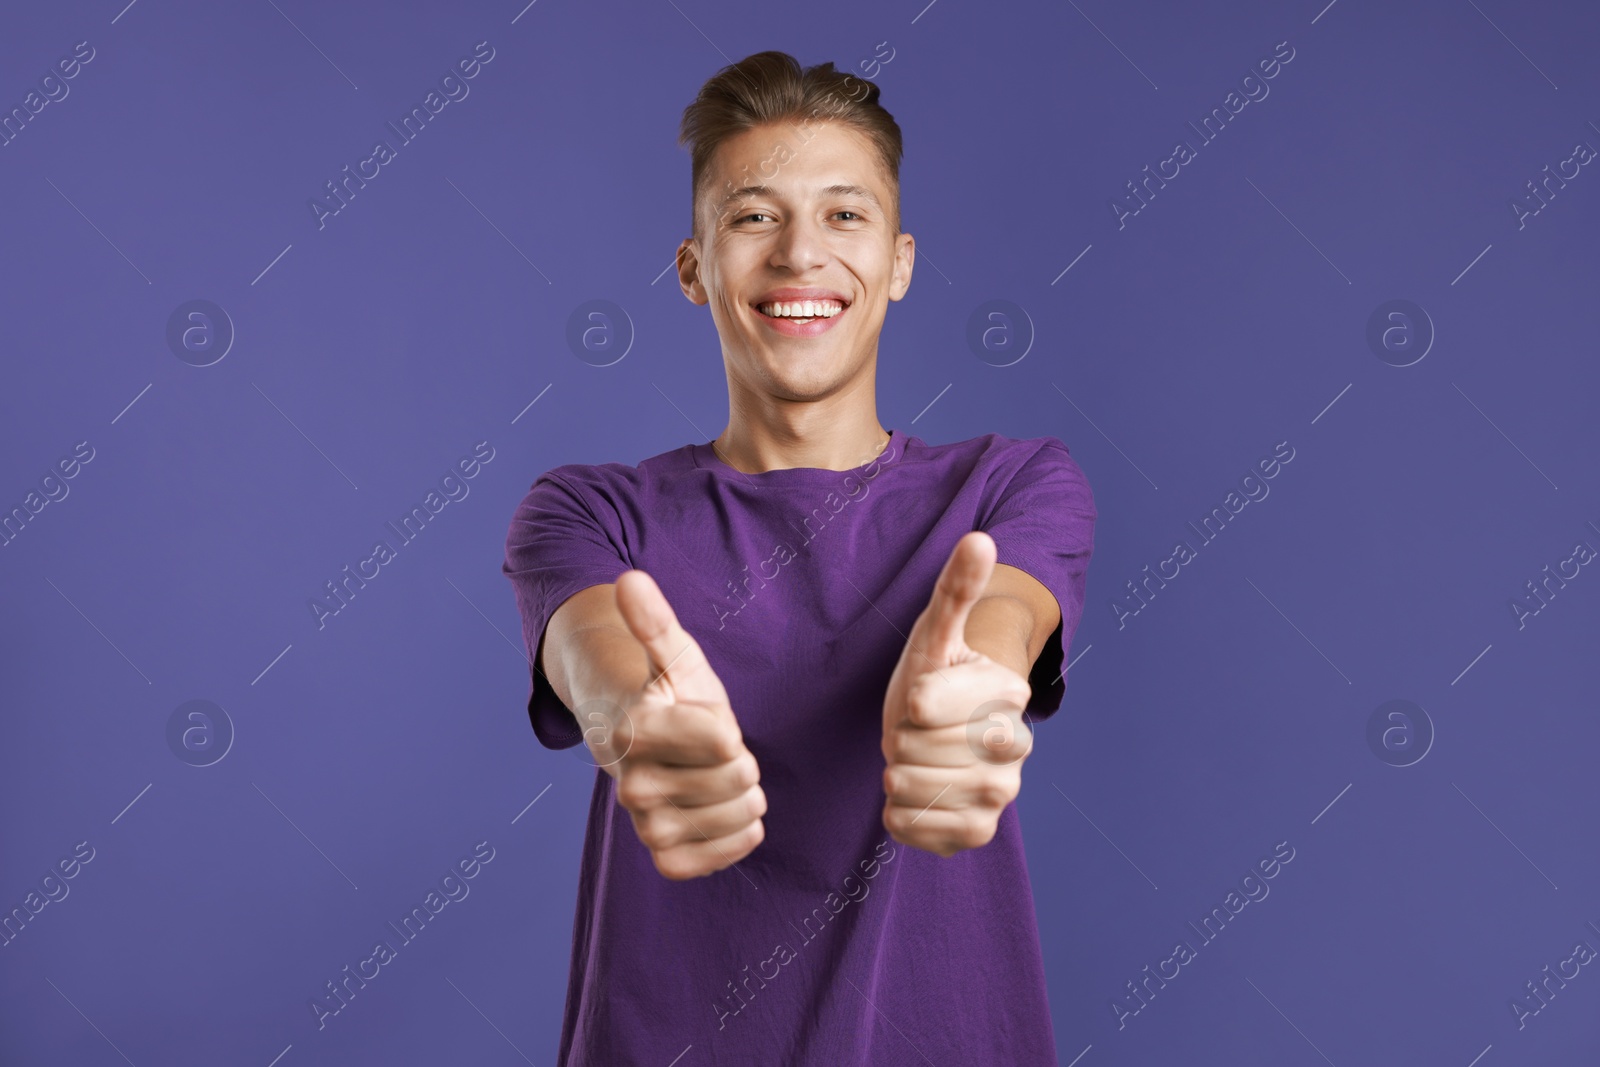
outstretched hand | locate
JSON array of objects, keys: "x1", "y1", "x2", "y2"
[
  {"x1": 880, "y1": 531, "x2": 1035, "y2": 858},
  {"x1": 604, "y1": 569, "x2": 766, "y2": 881}
]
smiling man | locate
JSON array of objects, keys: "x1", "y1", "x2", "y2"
[{"x1": 502, "y1": 50, "x2": 1096, "y2": 1067}]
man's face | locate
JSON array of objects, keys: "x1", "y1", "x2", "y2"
[{"x1": 677, "y1": 121, "x2": 914, "y2": 401}]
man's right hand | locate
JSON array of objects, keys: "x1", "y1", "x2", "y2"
[{"x1": 591, "y1": 569, "x2": 766, "y2": 881}]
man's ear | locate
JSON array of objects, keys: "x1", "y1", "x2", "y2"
[
  {"x1": 888, "y1": 231, "x2": 915, "y2": 302},
  {"x1": 677, "y1": 239, "x2": 708, "y2": 305}
]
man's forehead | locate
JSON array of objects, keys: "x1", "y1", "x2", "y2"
[{"x1": 717, "y1": 182, "x2": 885, "y2": 209}]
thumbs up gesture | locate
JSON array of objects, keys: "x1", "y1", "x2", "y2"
[
  {"x1": 881, "y1": 532, "x2": 1035, "y2": 857},
  {"x1": 603, "y1": 569, "x2": 766, "y2": 881}
]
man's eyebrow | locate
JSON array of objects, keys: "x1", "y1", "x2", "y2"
[{"x1": 719, "y1": 183, "x2": 884, "y2": 209}]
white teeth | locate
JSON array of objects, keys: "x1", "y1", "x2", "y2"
[{"x1": 759, "y1": 300, "x2": 844, "y2": 319}]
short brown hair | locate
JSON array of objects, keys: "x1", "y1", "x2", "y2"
[{"x1": 678, "y1": 50, "x2": 903, "y2": 240}]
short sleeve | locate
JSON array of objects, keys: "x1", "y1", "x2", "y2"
[
  {"x1": 502, "y1": 471, "x2": 633, "y2": 749},
  {"x1": 978, "y1": 439, "x2": 1096, "y2": 722}
]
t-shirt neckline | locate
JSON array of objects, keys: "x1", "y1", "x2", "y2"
[{"x1": 691, "y1": 427, "x2": 906, "y2": 487}]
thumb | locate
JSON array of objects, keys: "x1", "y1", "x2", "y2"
[
  {"x1": 614, "y1": 569, "x2": 728, "y2": 706},
  {"x1": 909, "y1": 531, "x2": 996, "y2": 668}
]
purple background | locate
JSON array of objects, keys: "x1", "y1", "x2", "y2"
[{"x1": 3, "y1": 0, "x2": 1598, "y2": 1063}]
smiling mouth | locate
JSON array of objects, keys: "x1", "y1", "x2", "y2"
[{"x1": 753, "y1": 299, "x2": 850, "y2": 327}]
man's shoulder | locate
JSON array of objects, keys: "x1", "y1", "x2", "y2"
[
  {"x1": 527, "y1": 440, "x2": 697, "y2": 496},
  {"x1": 919, "y1": 430, "x2": 1077, "y2": 478}
]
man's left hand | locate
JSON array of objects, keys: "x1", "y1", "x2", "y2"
[{"x1": 881, "y1": 531, "x2": 1035, "y2": 858}]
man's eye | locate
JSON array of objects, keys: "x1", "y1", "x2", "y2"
[
  {"x1": 735, "y1": 213, "x2": 771, "y2": 224},
  {"x1": 834, "y1": 211, "x2": 862, "y2": 221}
]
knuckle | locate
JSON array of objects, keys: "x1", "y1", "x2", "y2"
[
  {"x1": 615, "y1": 777, "x2": 647, "y2": 811},
  {"x1": 957, "y1": 814, "x2": 995, "y2": 850},
  {"x1": 975, "y1": 775, "x2": 1016, "y2": 810},
  {"x1": 746, "y1": 785, "x2": 768, "y2": 820},
  {"x1": 654, "y1": 850, "x2": 699, "y2": 881},
  {"x1": 740, "y1": 752, "x2": 761, "y2": 787},
  {"x1": 887, "y1": 727, "x2": 916, "y2": 763}
]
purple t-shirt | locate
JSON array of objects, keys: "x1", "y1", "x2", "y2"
[{"x1": 502, "y1": 426, "x2": 1096, "y2": 1066}]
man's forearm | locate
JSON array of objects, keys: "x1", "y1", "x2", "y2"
[
  {"x1": 546, "y1": 623, "x2": 652, "y2": 720},
  {"x1": 963, "y1": 594, "x2": 1038, "y2": 686}
]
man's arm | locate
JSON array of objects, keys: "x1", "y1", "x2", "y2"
[
  {"x1": 962, "y1": 562, "x2": 1063, "y2": 685},
  {"x1": 542, "y1": 575, "x2": 768, "y2": 879},
  {"x1": 540, "y1": 584, "x2": 653, "y2": 725}
]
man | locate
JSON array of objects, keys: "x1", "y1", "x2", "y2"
[{"x1": 503, "y1": 50, "x2": 1095, "y2": 1066}]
